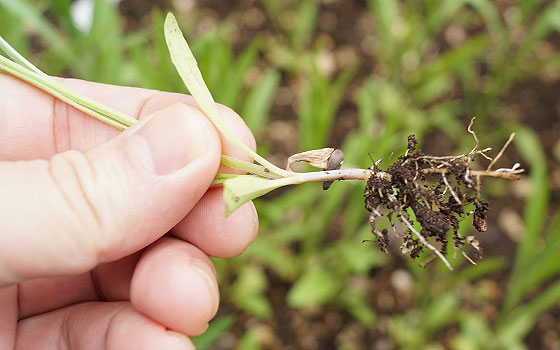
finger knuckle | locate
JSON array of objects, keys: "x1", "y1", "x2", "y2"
[{"x1": 48, "y1": 150, "x2": 106, "y2": 265}]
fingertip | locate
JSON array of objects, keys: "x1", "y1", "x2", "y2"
[
  {"x1": 166, "y1": 331, "x2": 196, "y2": 350},
  {"x1": 130, "y1": 238, "x2": 219, "y2": 336},
  {"x1": 105, "y1": 305, "x2": 196, "y2": 350}
]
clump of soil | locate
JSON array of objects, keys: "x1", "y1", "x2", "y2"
[{"x1": 362, "y1": 134, "x2": 513, "y2": 269}]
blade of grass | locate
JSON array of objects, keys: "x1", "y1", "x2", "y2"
[
  {"x1": 299, "y1": 64, "x2": 356, "y2": 150},
  {"x1": 292, "y1": 0, "x2": 319, "y2": 48},
  {"x1": 0, "y1": 0, "x2": 75, "y2": 63},
  {"x1": 504, "y1": 128, "x2": 549, "y2": 311},
  {"x1": 503, "y1": 210, "x2": 560, "y2": 309},
  {"x1": 241, "y1": 68, "x2": 281, "y2": 138},
  {"x1": 191, "y1": 315, "x2": 236, "y2": 349},
  {"x1": 221, "y1": 41, "x2": 259, "y2": 108},
  {"x1": 85, "y1": 0, "x2": 123, "y2": 84}
]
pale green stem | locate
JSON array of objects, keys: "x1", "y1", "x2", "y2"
[
  {"x1": 220, "y1": 155, "x2": 284, "y2": 179},
  {"x1": 0, "y1": 36, "x2": 47, "y2": 77},
  {"x1": 0, "y1": 55, "x2": 137, "y2": 129},
  {"x1": 280, "y1": 168, "x2": 374, "y2": 185},
  {"x1": 0, "y1": 55, "x2": 132, "y2": 129},
  {"x1": 223, "y1": 168, "x2": 374, "y2": 187}
]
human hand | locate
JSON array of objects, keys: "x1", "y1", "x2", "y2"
[{"x1": 0, "y1": 74, "x2": 258, "y2": 349}]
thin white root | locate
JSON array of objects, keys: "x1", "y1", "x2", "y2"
[
  {"x1": 442, "y1": 174, "x2": 462, "y2": 205},
  {"x1": 487, "y1": 132, "x2": 516, "y2": 171},
  {"x1": 467, "y1": 117, "x2": 493, "y2": 161},
  {"x1": 399, "y1": 214, "x2": 453, "y2": 271},
  {"x1": 462, "y1": 251, "x2": 477, "y2": 265}
]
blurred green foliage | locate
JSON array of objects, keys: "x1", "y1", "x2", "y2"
[{"x1": 1, "y1": 0, "x2": 559, "y2": 349}]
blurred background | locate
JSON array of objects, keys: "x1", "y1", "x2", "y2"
[{"x1": 1, "y1": 0, "x2": 559, "y2": 349}]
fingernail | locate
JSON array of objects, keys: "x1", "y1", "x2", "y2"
[
  {"x1": 129, "y1": 103, "x2": 209, "y2": 175},
  {"x1": 191, "y1": 259, "x2": 219, "y2": 318}
]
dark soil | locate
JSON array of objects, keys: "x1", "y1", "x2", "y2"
[{"x1": 363, "y1": 134, "x2": 493, "y2": 266}]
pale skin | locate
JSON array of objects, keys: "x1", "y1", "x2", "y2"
[{"x1": 0, "y1": 74, "x2": 259, "y2": 349}]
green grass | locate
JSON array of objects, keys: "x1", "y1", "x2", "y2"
[{"x1": 2, "y1": 0, "x2": 559, "y2": 348}]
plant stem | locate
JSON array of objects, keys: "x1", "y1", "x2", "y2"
[
  {"x1": 286, "y1": 168, "x2": 374, "y2": 184},
  {"x1": 220, "y1": 155, "x2": 283, "y2": 179},
  {"x1": 0, "y1": 55, "x2": 136, "y2": 129}
]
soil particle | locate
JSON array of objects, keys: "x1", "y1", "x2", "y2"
[{"x1": 473, "y1": 199, "x2": 489, "y2": 232}]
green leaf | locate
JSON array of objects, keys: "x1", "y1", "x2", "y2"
[
  {"x1": 287, "y1": 266, "x2": 341, "y2": 308},
  {"x1": 339, "y1": 287, "x2": 377, "y2": 327},
  {"x1": 247, "y1": 240, "x2": 299, "y2": 280},
  {"x1": 86, "y1": 0, "x2": 123, "y2": 84},
  {"x1": 163, "y1": 12, "x2": 290, "y2": 179},
  {"x1": 0, "y1": 0, "x2": 75, "y2": 63},
  {"x1": 221, "y1": 41, "x2": 259, "y2": 108},
  {"x1": 456, "y1": 257, "x2": 506, "y2": 282},
  {"x1": 222, "y1": 175, "x2": 292, "y2": 216},
  {"x1": 423, "y1": 292, "x2": 460, "y2": 334},
  {"x1": 242, "y1": 68, "x2": 281, "y2": 138},
  {"x1": 238, "y1": 330, "x2": 261, "y2": 350},
  {"x1": 191, "y1": 315, "x2": 235, "y2": 349},
  {"x1": 231, "y1": 265, "x2": 272, "y2": 318},
  {"x1": 505, "y1": 127, "x2": 549, "y2": 310},
  {"x1": 451, "y1": 313, "x2": 493, "y2": 350},
  {"x1": 292, "y1": 0, "x2": 319, "y2": 48},
  {"x1": 222, "y1": 162, "x2": 365, "y2": 216},
  {"x1": 338, "y1": 239, "x2": 387, "y2": 274},
  {"x1": 299, "y1": 64, "x2": 356, "y2": 150},
  {"x1": 163, "y1": 12, "x2": 226, "y2": 129}
]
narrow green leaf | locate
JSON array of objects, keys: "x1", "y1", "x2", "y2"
[
  {"x1": 287, "y1": 267, "x2": 341, "y2": 308},
  {"x1": 292, "y1": 0, "x2": 319, "y2": 48},
  {"x1": 339, "y1": 288, "x2": 377, "y2": 327},
  {"x1": 505, "y1": 128, "x2": 549, "y2": 310},
  {"x1": 163, "y1": 12, "x2": 291, "y2": 178},
  {"x1": 220, "y1": 41, "x2": 258, "y2": 107},
  {"x1": 191, "y1": 315, "x2": 235, "y2": 349},
  {"x1": 163, "y1": 12, "x2": 226, "y2": 129},
  {"x1": 238, "y1": 331, "x2": 261, "y2": 350},
  {"x1": 423, "y1": 292, "x2": 460, "y2": 334},
  {"x1": 231, "y1": 265, "x2": 272, "y2": 318},
  {"x1": 0, "y1": 0, "x2": 75, "y2": 62},
  {"x1": 242, "y1": 68, "x2": 281, "y2": 137}
]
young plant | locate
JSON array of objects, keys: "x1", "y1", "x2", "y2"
[{"x1": 0, "y1": 12, "x2": 523, "y2": 270}]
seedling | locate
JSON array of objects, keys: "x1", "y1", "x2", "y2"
[{"x1": 0, "y1": 13, "x2": 523, "y2": 270}]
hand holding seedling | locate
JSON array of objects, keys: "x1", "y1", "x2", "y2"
[
  {"x1": 0, "y1": 75, "x2": 258, "y2": 348},
  {"x1": 0, "y1": 18, "x2": 525, "y2": 350}
]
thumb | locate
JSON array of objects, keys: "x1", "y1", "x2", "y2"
[{"x1": 0, "y1": 103, "x2": 221, "y2": 286}]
